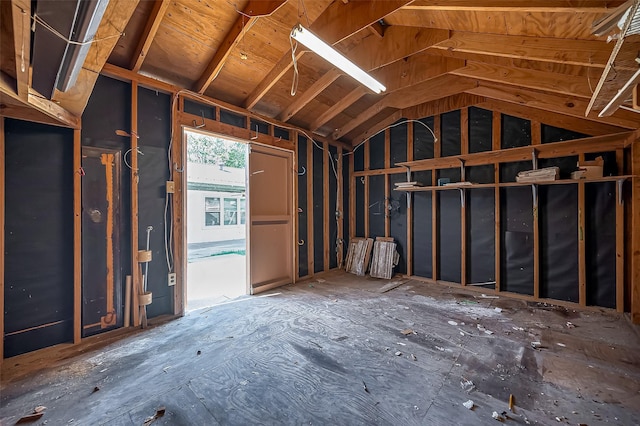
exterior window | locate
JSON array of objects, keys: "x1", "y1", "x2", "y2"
[
  {"x1": 224, "y1": 198, "x2": 238, "y2": 225},
  {"x1": 205, "y1": 197, "x2": 220, "y2": 226},
  {"x1": 240, "y1": 198, "x2": 246, "y2": 224}
]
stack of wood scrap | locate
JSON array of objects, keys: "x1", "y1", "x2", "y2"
[
  {"x1": 394, "y1": 181, "x2": 422, "y2": 190},
  {"x1": 345, "y1": 237, "x2": 374, "y2": 276},
  {"x1": 370, "y1": 237, "x2": 400, "y2": 280},
  {"x1": 515, "y1": 166, "x2": 559, "y2": 183}
]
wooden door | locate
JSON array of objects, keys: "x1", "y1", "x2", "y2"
[
  {"x1": 248, "y1": 144, "x2": 294, "y2": 293},
  {"x1": 81, "y1": 147, "x2": 121, "y2": 336}
]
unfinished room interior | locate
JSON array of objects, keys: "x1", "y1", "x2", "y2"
[{"x1": 2, "y1": 0, "x2": 640, "y2": 424}]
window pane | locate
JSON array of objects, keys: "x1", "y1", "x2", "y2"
[
  {"x1": 224, "y1": 198, "x2": 238, "y2": 225},
  {"x1": 205, "y1": 212, "x2": 220, "y2": 226},
  {"x1": 240, "y1": 198, "x2": 246, "y2": 224},
  {"x1": 205, "y1": 197, "x2": 220, "y2": 212}
]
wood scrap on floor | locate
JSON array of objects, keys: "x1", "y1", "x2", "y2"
[
  {"x1": 345, "y1": 238, "x2": 374, "y2": 276},
  {"x1": 370, "y1": 237, "x2": 399, "y2": 279}
]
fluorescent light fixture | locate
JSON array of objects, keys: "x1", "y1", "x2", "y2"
[{"x1": 290, "y1": 24, "x2": 386, "y2": 94}]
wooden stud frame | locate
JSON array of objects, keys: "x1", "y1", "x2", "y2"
[
  {"x1": 130, "y1": 83, "x2": 140, "y2": 327},
  {"x1": 631, "y1": 135, "x2": 640, "y2": 323},
  {"x1": 324, "y1": 141, "x2": 330, "y2": 271},
  {"x1": 307, "y1": 134, "x2": 314, "y2": 275},
  {"x1": 73, "y1": 129, "x2": 82, "y2": 343},
  {"x1": 492, "y1": 111, "x2": 501, "y2": 293},
  {"x1": 0, "y1": 118, "x2": 4, "y2": 364},
  {"x1": 406, "y1": 122, "x2": 414, "y2": 276}
]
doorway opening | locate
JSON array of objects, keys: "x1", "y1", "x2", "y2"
[{"x1": 185, "y1": 129, "x2": 248, "y2": 311}]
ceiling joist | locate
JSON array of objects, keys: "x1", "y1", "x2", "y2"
[{"x1": 129, "y1": 0, "x2": 171, "y2": 72}]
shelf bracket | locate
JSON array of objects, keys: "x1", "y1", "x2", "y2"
[
  {"x1": 459, "y1": 188, "x2": 465, "y2": 208},
  {"x1": 532, "y1": 148, "x2": 538, "y2": 171},
  {"x1": 617, "y1": 178, "x2": 624, "y2": 205},
  {"x1": 402, "y1": 165, "x2": 412, "y2": 209},
  {"x1": 459, "y1": 158, "x2": 466, "y2": 182},
  {"x1": 531, "y1": 184, "x2": 538, "y2": 209}
]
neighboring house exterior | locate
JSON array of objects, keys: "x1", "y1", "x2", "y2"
[{"x1": 187, "y1": 162, "x2": 246, "y2": 244}]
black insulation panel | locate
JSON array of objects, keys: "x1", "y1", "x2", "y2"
[
  {"x1": 441, "y1": 110, "x2": 461, "y2": 157},
  {"x1": 369, "y1": 133, "x2": 385, "y2": 170},
  {"x1": 467, "y1": 189, "x2": 495, "y2": 287},
  {"x1": 469, "y1": 107, "x2": 493, "y2": 153},
  {"x1": 297, "y1": 137, "x2": 308, "y2": 277},
  {"x1": 220, "y1": 109, "x2": 246, "y2": 128},
  {"x1": 467, "y1": 165, "x2": 495, "y2": 184},
  {"x1": 249, "y1": 119, "x2": 269, "y2": 135},
  {"x1": 390, "y1": 122, "x2": 407, "y2": 166},
  {"x1": 4, "y1": 119, "x2": 74, "y2": 357},
  {"x1": 354, "y1": 146, "x2": 365, "y2": 172},
  {"x1": 437, "y1": 191, "x2": 461, "y2": 283},
  {"x1": 413, "y1": 170, "x2": 432, "y2": 187},
  {"x1": 585, "y1": 182, "x2": 616, "y2": 308},
  {"x1": 541, "y1": 124, "x2": 587, "y2": 143},
  {"x1": 329, "y1": 146, "x2": 338, "y2": 269},
  {"x1": 500, "y1": 161, "x2": 532, "y2": 183},
  {"x1": 539, "y1": 156, "x2": 578, "y2": 180},
  {"x1": 412, "y1": 192, "x2": 433, "y2": 278},
  {"x1": 501, "y1": 114, "x2": 531, "y2": 149},
  {"x1": 313, "y1": 144, "x2": 324, "y2": 273},
  {"x1": 274, "y1": 126, "x2": 290, "y2": 140},
  {"x1": 437, "y1": 168, "x2": 461, "y2": 183},
  {"x1": 389, "y1": 174, "x2": 408, "y2": 273},
  {"x1": 368, "y1": 175, "x2": 385, "y2": 238},
  {"x1": 501, "y1": 187, "x2": 534, "y2": 295},
  {"x1": 413, "y1": 117, "x2": 435, "y2": 160},
  {"x1": 138, "y1": 87, "x2": 172, "y2": 318},
  {"x1": 586, "y1": 151, "x2": 618, "y2": 177},
  {"x1": 342, "y1": 152, "x2": 350, "y2": 257},
  {"x1": 540, "y1": 185, "x2": 579, "y2": 302},
  {"x1": 355, "y1": 177, "x2": 365, "y2": 237},
  {"x1": 184, "y1": 99, "x2": 215, "y2": 119}
]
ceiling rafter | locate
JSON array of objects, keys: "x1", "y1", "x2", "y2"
[
  {"x1": 243, "y1": 0, "x2": 413, "y2": 110},
  {"x1": 278, "y1": 68, "x2": 341, "y2": 121},
  {"x1": 310, "y1": 86, "x2": 368, "y2": 132},
  {"x1": 9, "y1": 0, "x2": 30, "y2": 99},
  {"x1": 129, "y1": 0, "x2": 171, "y2": 72},
  {"x1": 351, "y1": 109, "x2": 404, "y2": 147},
  {"x1": 194, "y1": 1, "x2": 287, "y2": 94},
  {"x1": 402, "y1": 93, "x2": 487, "y2": 119}
]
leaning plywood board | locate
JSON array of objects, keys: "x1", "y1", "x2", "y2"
[
  {"x1": 370, "y1": 239, "x2": 399, "y2": 280},
  {"x1": 346, "y1": 238, "x2": 374, "y2": 276}
]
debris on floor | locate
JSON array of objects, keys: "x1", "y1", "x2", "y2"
[
  {"x1": 410, "y1": 354, "x2": 417, "y2": 361},
  {"x1": 448, "y1": 320, "x2": 458, "y2": 326},
  {"x1": 16, "y1": 406, "x2": 46, "y2": 424},
  {"x1": 400, "y1": 328, "x2": 414, "y2": 335},
  {"x1": 509, "y1": 394, "x2": 515, "y2": 412},
  {"x1": 461, "y1": 378, "x2": 475, "y2": 393},
  {"x1": 395, "y1": 351, "x2": 402, "y2": 356},
  {"x1": 479, "y1": 294, "x2": 499, "y2": 299},
  {"x1": 476, "y1": 324, "x2": 494, "y2": 335},
  {"x1": 142, "y1": 406, "x2": 166, "y2": 426},
  {"x1": 492, "y1": 411, "x2": 504, "y2": 421},
  {"x1": 362, "y1": 380, "x2": 369, "y2": 393},
  {"x1": 91, "y1": 386, "x2": 100, "y2": 394},
  {"x1": 463, "y1": 400, "x2": 475, "y2": 410},
  {"x1": 566, "y1": 321, "x2": 576, "y2": 329},
  {"x1": 494, "y1": 307, "x2": 503, "y2": 313}
]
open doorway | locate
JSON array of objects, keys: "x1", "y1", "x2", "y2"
[{"x1": 185, "y1": 129, "x2": 247, "y2": 311}]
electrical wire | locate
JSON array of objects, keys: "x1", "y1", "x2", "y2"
[
  {"x1": 290, "y1": 35, "x2": 300, "y2": 96},
  {"x1": 32, "y1": 14, "x2": 124, "y2": 46}
]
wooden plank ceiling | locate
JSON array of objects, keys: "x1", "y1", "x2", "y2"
[{"x1": 2, "y1": 0, "x2": 639, "y2": 142}]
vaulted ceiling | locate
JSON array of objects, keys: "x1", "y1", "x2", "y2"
[{"x1": 2, "y1": 0, "x2": 639, "y2": 143}]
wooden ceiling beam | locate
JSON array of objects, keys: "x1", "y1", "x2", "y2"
[
  {"x1": 243, "y1": 0, "x2": 412, "y2": 110},
  {"x1": 194, "y1": 1, "x2": 287, "y2": 94},
  {"x1": 310, "y1": 86, "x2": 368, "y2": 132},
  {"x1": 52, "y1": 0, "x2": 139, "y2": 117},
  {"x1": 129, "y1": 0, "x2": 171, "y2": 72},
  {"x1": 402, "y1": 93, "x2": 487, "y2": 119},
  {"x1": 9, "y1": 0, "x2": 30, "y2": 99},
  {"x1": 466, "y1": 81, "x2": 639, "y2": 130},
  {"x1": 403, "y1": 1, "x2": 618, "y2": 12},
  {"x1": 428, "y1": 32, "x2": 614, "y2": 69},
  {"x1": 386, "y1": 7, "x2": 609, "y2": 40},
  {"x1": 278, "y1": 68, "x2": 341, "y2": 122},
  {"x1": 450, "y1": 61, "x2": 594, "y2": 98},
  {"x1": 351, "y1": 109, "x2": 404, "y2": 147}
]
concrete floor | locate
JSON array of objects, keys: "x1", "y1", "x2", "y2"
[
  {"x1": 2, "y1": 271, "x2": 639, "y2": 425},
  {"x1": 187, "y1": 254, "x2": 247, "y2": 311}
]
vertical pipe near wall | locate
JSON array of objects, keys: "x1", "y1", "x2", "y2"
[
  {"x1": 578, "y1": 180, "x2": 586, "y2": 306},
  {"x1": 307, "y1": 135, "x2": 314, "y2": 276},
  {"x1": 131, "y1": 82, "x2": 140, "y2": 326},
  {"x1": 615, "y1": 148, "x2": 624, "y2": 312},
  {"x1": 323, "y1": 141, "x2": 330, "y2": 271},
  {"x1": 406, "y1": 123, "x2": 414, "y2": 277},
  {"x1": 492, "y1": 111, "x2": 501, "y2": 292},
  {"x1": 294, "y1": 131, "x2": 299, "y2": 281},
  {"x1": 73, "y1": 128, "x2": 82, "y2": 343},
  {"x1": 0, "y1": 118, "x2": 5, "y2": 364}
]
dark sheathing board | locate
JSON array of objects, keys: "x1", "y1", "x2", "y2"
[
  {"x1": 274, "y1": 126, "x2": 290, "y2": 141},
  {"x1": 4, "y1": 119, "x2": 74, "y2": 357},
  {"x1": 585, "y1": 182, "x2": 616, "y2": 308},
  {"x1": 82, "y1": 75, "x2": 132, "y2": 321},
  {"x1": 501, "y1": 114, "x2": 531, "y2": 149},
  {"x1": 390, "y1": 122, "x2": 407, "y2": 166},
  {"x1": 500, "y1": 161, "x2": 533, "y2": 183},
  {"x1": 297, "y1": 136, "x2": 308, "y2": 277},
  {"x1": 249, "y1": 118, "x2": 269, "y2": 135},
  {"x1": 413, "y1": 170, "x2": 432, "y2": 187},
  {"x1": 540, "y1": 185, "x2": 579, "y2": 302},
  {"x1": 220, "y1": 109, "x2": 246, "y2": 128},
  {"x1": 413, "y1": 192, "x2": 433, "y2": 278},
  {"x1": 413, "y1": 117, "x2": 435, "y2": 161},
  {"x1": 437, "y1": 191, "x2": 461, "y2": 283},
  {"x1": 137, "y1": 87, "x2": 172, "y2": 318},
  {"x1": 389, "y1": 174, "x2": 408, "y2": 273},
  {"x1": 329, "y1": 146, "x2": 338, "y2": 269},
  {"x1": 441, "y1": 110, "x2": 461, "y2": 157},
  {"x1": 467, "y1": 189, "x2": 495, "y2": 288},
  {"x1": 369, "y1": 133, "x2": 385, "y2": 170},
  {"x1": 469, "y1": 107, "x2": 493, "y2": 153},
  {"x1": 467, "y1": 165, "x2": 495, "y2": 184},
  {"x1": 354, "y1": 146, "x2": 365, "y2": 172},
  {"x1": 539, "y1": 156, "x2": 578, "y2": 180},
  {"x1": 501, "y1": 187, "x2": 534, "y2": 295},
  {"x1": 342, "y1": 153, "x2": 350, "y2": 252},
  {"x1": 183, "y1": 99, "x2": 215, "y2": 120},
  {"x1": 313, "y1": 144, "x2": 324, "y2": 273},
  {"x1": 368, "y1": 175, "x2": 385, "y2": 238},
  {"x1": 355, "y1": 177, "x2": 365, "y2": 237},
  {"x1": 541, "y1": 124, "x2": 587, "y2": 143},
  {"x1": 437, "y1": 168, "x2": 461, "y2": 183}
]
